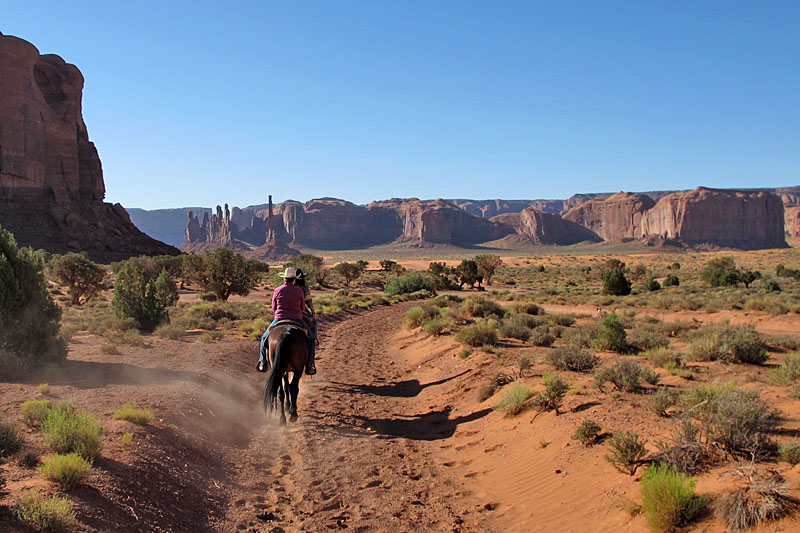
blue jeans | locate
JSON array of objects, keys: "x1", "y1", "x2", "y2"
[{"x1": 259, "y1": 318, "x2": 316, "y2": 367}]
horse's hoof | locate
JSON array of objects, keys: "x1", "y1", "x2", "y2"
[
  {"x1": 289, "y1": 414, "x2": 298, "y2": 422},
  {"x1": 279, "y1": 417, "x2": 287, "y2": 426}
]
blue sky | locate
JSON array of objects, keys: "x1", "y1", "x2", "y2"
[{"x1": 4, "y1": 1, "x2": 799, "y2": 209}]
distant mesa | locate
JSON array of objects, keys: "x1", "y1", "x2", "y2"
[{"x1": 0, "y1": 33, "x2": 177, "y2": 261}]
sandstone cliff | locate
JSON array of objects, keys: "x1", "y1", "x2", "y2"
[
  {"x1": 491, "y1": 208, "x2": 602, "y2": 245},
  {"x1": 640, "y1": 188, "x2": 786, "y2": 249},
  {"x1": 563, "y1": 192, "x2": 656, "y2": 240},
  {"x1": 786, "y1": 206, "x2": 800, "y2": 238},
  {"x1": 0, "y1": 33, "x2": 177, "y2": 261}
]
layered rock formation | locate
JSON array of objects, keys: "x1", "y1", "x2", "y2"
[
  {"x1": 638, "y1": 188, "x2": 786, "y2": 249},
  {"x1": 786, "y1": 207, "x2": 800, "y2": 238},
  {"x1": 563, "y1": 193, "x2": 656, "y2": 240},
  {"x1": 0, "y1": 33, "x2": 177, "y2": 261},
  {"x1": 491, "y1": 208, "x2": 602, "y2": 245}
]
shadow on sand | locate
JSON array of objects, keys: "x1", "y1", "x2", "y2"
[{"x1": 329, "y1": 369, "x2": 470, "y2": 399}]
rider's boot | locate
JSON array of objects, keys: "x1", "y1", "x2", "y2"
[{"x1": 305, "y1": 337, "x2": 317, "y2": 375}]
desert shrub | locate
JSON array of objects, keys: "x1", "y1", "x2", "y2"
[
  {"x1": 663, "y1": 275, "x2": 680, "y2": 287},
  {"x1": 113, "y1": 403, "x2": 153, "y2": 425},
  {"x1": 200, "y1": 330, "x2": 224, "y2": 342},
  {"x1": 650, "y1": 388, "x2": 679, "y2": 417},
  {"x1": 0, "y1": 225, "x2": 66, "y2": 366},
  {"x1": 686, "y1": 326, "x2": 768, "y2": 365},
  {"x1": 763, "y1": 279, "x2": 782, "y2": 293},
  {"x1": 644, "y1": 277, "x2": 661, "y2": 292},
  {"x1": 603, "y1": 268, "x2": 632, "y2": 296},
  {"x1": 423, "y1": 317, "x2": 448, "y2": 336},
  {"x1": 595, "y1": 359, "x2": 658, "y2": 392},
  {"x1": 572, "y1": 419, "x2": 602, "y2": 445},
  {"x1": 701, "y1": 256, "x2": 741, "y2": 287},
  {"x1": 563, "y1": 325, "x2": 598, "y2": 349},
  {"x1": 455, "y1": 321, "x2": 497, "y2": 347},
  {"x1": 499, "y1": 318, "x2": 531, "y2": 341},
  {"x1": 15, "y1": 490, "x2": 76, "y2": 533},
  {"x1": 332, "y1": 261, "x2": 365, "y2": 286},
  {"x1": 155, "y1": 323, "x2": 186, "y2": 340},
  {"x1": 515, "y1": 302, "x2": 541, "y2": 315},
  {"x1": 591, "y1": 312, "x2": 628, "y2": 352},
  {"x1": 119, "y1": 329, "x2": 144, "y2": 347},
  {"x1": 100, "y1": 342, "x2": 118, "y2": 355},
  {"x1": 494, "y1": 383, "x2": 532, "y2": 417},
  {"x1": 112, "y1": 262, "x2": 178, "y2": 332},
  {"x1": 710, "y1": 390, "x2": 777, "y2": 454},
  {"x1": 20, "y1": 400, "x2": 53, "y2": 427},
  {"x1": 532, "y1": 373, "x2": 569, "y2": 414},
  {"x1": 405, "y1": 305, "x2": 440, "y2": 328},
  {"x1": 283, "y1": 253, "x2": 325, "y2": 286},
  {"x1": 461, "y1": 296, "x2": 506, "y2": 319},
  {"x1": 745, "y1": 296, "x2": 789, "y2": 315},
  {"x1": 37, "y1": 383, "x2": 51, "y2": 395},
  {"x1": 767, "y1": 352, "x2": 800, "y2": 386},
  {"x1": 653, "y1": 418, "x2": 719, "y2": 475},
  {"x1": 770, "y1": 335, "x2": 800, "y2": 351},
  {"x1": 38, "y1": 453, "x2": 92, "y2": 489},
  {"x1": 42, "y1": 405, "x2": 103, "y2": 460},
  {"x1": 0, "y1": 412, "x2": 23, "y2": 457},
  {"x1": 432, "y1": 294, "x2": 463, "y2": 307},
  {"x1": 47, "y1": 253, "x2": 106, "y2": 306},
  {"x1": 476, "y1": 372, "x2": 514, "y2": 402},
  {"x1": 779, "y1": 441, "x2": 800, "y2": 465},
  {"x1": 384, "y1": 272, "x2": 435, "y2": 296},
  {"x1": 545, "y1": 346, "x2": 599, "y2": 372},
  {"x1": 606, "y1": 431, "x2": 647, "y2": 475},
  {"x1": 716, "y1": 474, "x2": 797, "y2": 532},
  {"x1": 640, "y1": 464, "x2": 706, "y2": 532},
  {"x1": 628, "y1": 325, "x2": 670, "y2": 352},
  {"x1": 517, "y1": 353, "x2": 535, "y2": 377},
  {"x1": 528, "y1": 325, "x2": 555, "y2": 347},
  {"x1": 548, "y1": 314, "x2": 575, "y2": 327},
  {"x1": 642, "y1": 348, "x2": 680, "y2": 368}
]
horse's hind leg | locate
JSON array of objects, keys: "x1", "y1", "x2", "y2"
[
  {"x1": 277, "y1": 383, "x2": 287, "y2": 425},
  {"x1": 288, "y1": 375, "x2": 300, "y2": 422},
  {"x1": 283, "y1": 374, "x2": 292, "y2": 415}
]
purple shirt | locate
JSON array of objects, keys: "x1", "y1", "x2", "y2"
[{"x1": 271, "y1": 283, "x2": 306, "y2": 321}]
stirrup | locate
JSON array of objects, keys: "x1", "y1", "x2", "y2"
[{"x1": 256, "y1": 360, "x2": 267, "y2": 373}]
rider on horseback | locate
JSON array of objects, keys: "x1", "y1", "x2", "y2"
[{"x1": 257, "y1": 267, "x2": 317, "y2": 375}]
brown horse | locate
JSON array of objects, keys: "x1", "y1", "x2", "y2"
[{"x1": 262, "y1": 324, "x2": 309, "y2": 424}]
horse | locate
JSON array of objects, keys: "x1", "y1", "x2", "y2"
[{"x1": 262, "y1": 323, "x2": 309, "y2": 425}]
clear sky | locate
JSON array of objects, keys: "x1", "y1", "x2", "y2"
[{"x1": 3, "y1": 1, "x2": 799, "y2": 209}]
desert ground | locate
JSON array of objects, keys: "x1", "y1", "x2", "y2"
[{"x1": 2, "y1": 246, "x2": 800, "y2": 532}]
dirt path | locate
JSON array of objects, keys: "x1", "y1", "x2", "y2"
[{"x1": 222, "y1": 302, "x2": 480, "y2": 532}]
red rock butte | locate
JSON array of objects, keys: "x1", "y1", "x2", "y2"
[{"x1": 0, "y1": 32, "x2": 177, "y2": 261}]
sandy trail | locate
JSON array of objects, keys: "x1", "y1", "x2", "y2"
[{"x1": 223, "y1": 302, "x2": 480, "y2": 532}]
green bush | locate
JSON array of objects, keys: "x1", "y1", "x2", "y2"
[
  {"x1": 455, "y1": 322, "x2": 497, "y2": 347},
  {"x1": 499, "y1": 318, "x2": 531, "y2": 341},
  {"x1": 155, "y1": 323, "x2": 186, "y2": 340},
  {"x1": 528, "y1": 325, "x2": 555, "y2": 347},
  {"x1": 663, "y1": 275, "x2": 679, "y2": 287},
  {"x1": 686, "y1": 326, "x2": 768, "y2": 365},
  {"x1": 603, "y1": 268, "x2": 632, "y2": 296},
  {"x1": 606, "y1": 431, "x2": 647, "y2": 475},
  {"x1": 545, "y1": 346, "x2": 599, "y2": 372},
  {"x1": 779, "y1": 441, "x2": 800, "y2": 465},
  {"x1": 384, "y1": 272, "x2": 435, "y2": 296},
  {"x1": 767, "y1": 352, "x2": 800, "y2": 386},
  {"x1": 0, "y1": 411, "x2": 23, "y2": 457},
  {"x1": 640, "y1": 464, "x2": 706, "y2": 532},
  {"x1": 591, "y1": 312, "x2": 628, "y2": 352},
  {"x1": 38, "y1": 453, "x2": 92, "y2": 489},
  {"x1": 47, "y1": 253, "x2": 106, "y2": 306},
  {"x1": 642, "y1": 348, "x2": 680, "y2": 368},
  {"x1": 20, "y1": 400, "x2": 53, "y2": 427},
  {"x1": 423, "y1": 317, "x2": 448, "y2": 336},
  {"x1": 649, "y1": 389, "x2": 678, "y2": 417},
  {"x1": 15, "y1": 490, "x2": 76, "y2": 533},
  {"x1": 0, "y1": 225, "x2": 66, "y2": 367},
  {"x1": 572, "y1": 419, "x2": 602, "y2": 445},
  {"x1": 494, "y1": 383, "x2": 533, "y2": 417},
  {"x1": 114, "y1": 403, "x2": 153, "y2": 425},
  {"x1": 42, "y1": 405, "x2": 103, "y2": 460},
  {"x1": 548, "y1": 314, "x2": 576, "y2": 327},
  {"x1": 628, "y1": 325, "x2": 670, "y2": 352},
  {"x1": 405, "y1": 305, "x2": 440, "y2": 328},
  {"x1": 710, "y1": 390, "x2": 777, "y2": 454},
  {"x1": 184, "y1": 248, "x2": 260, "y2": 301},
  {"x1": 701, "y1": 256, "x2": 741, "y2": 287},
  {"x1": 644, "y1": 277, "x2": 661, "y2": 292},
  {"x1": 461, "y1": 296, "x2": 506, "y2": 319},
  {"x1": 595, "y1": 359, "x2": 659, "y2": 392},
  {"x1": 112, "y1": 261, "x2": 178, "y2": 332},
  {"x1": 532, "y1": 373, "x2": 569, "y2": 414}
]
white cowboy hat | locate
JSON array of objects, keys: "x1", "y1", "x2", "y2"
[{"x1": 279, "y1": 267, "x2": 298, "y2": 279}]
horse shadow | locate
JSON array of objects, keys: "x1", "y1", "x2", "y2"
[
  {"x1": 329, "y1": 369, "x2": 470, "y2": 398},
  {"x1": 354, "y1": 407, "x2": 492, "y2": 441}
]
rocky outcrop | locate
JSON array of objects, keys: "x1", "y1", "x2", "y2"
[
  {"x1": 786, "y1": 206, "x2": 800, "y2": 238},
  {"x1": 491, "y1": 208, "x2": 601, "y2": 245},
  {"x1": 640, "y1": 188, "x2": 786, "y2": 249},
  {"x1": 563, "y1": 193, "x2": 656, "y2": 240},
  {"x1": 0, "y1": 33, "x2": 177, "y2": 261},
  {"x1": 448, "y1": 199, "x2": 565, "y2": 218}
]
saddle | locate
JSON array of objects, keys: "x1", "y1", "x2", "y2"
[{"x1": 269, "y1": 319, "x2": 310, "y2": 338}]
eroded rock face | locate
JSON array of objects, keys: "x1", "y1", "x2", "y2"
[
  {"x1": 785, "y1": 206, "x2": 800, "y2": 238},
  {"x1": 563, "y1": 193, "x2": 656, "y2": 240},
  {"x1": 0, "y1": 33, "x2": 177, "y2": 260},
  {"x1": 641, "y1": 188, "x2": 786, "y2": 249},
  {"x1": 491, "y1": 208, "x2": 601, "y2": 245}
]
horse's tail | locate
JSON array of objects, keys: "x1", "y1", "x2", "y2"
[{"x1": 263, "y1": 329, "x2": 291, "y2": 413}]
